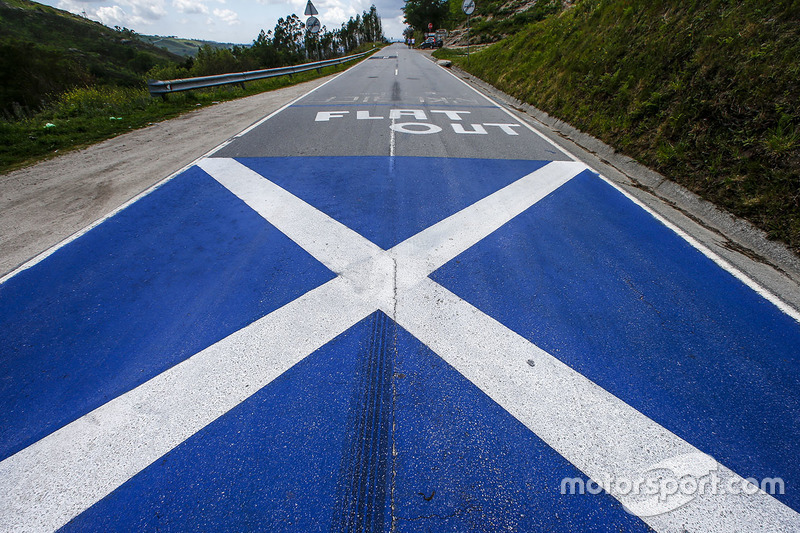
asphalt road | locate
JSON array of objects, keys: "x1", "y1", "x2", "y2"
[
  {"x1": 214, "y1": 47, "x2": 567, "y2": 161},
  {"x1": 2, "y1": 44, "x2": 800, "y2": 532}
]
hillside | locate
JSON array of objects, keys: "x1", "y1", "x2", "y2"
[
  {"x1": 138, "y1": 35, "x2": 239, "y2": 58},
  {"x1": 446, "y1": 0, "x2": 563, "y2": 45},
  {"x1": 438, "y1": 0, "x2": 800, "y2": 253},
  {"x1": 0, "y1": 0, "x2": 181, "y2": 116}
]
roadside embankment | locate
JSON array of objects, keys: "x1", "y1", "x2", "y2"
[{"x1": 437, "y1": 0, "x2": 800, "y2": 255}]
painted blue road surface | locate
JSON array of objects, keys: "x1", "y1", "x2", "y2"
[{"x1": 1, "y1": 44, "x2": 799, "y2": 532}]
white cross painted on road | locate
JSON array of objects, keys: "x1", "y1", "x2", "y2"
[{"x1": 1, "y1": 159, "x2": 797, "y2": 532}]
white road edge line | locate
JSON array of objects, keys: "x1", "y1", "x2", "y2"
[
  {"x1": 438, "y1": 62, "x2": 800, "y2": 323},
  {"x1": 599, "y1": 173, "x2": 800, "y2": 323}
]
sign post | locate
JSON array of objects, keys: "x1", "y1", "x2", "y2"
[
  {"x1": 461, "y1": 0, "x2": 475, "y2": 64},
  {"x1": 305, "y1": 1, "x2": 320, "y2": 61}
]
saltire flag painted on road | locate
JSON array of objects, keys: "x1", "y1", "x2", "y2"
[{"x1": 2, "y1": 155, "x2": 799, "y2": 531}]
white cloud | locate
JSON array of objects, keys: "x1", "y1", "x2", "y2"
[
  {"x1": 57, "y1": 0, "x2": 115, "y2": 22},
  {"x1": 94, "y1": 4, "x2": 129, "y2": 25},
  {"x1": 120, "y1": 0, "x2": 167, "y2": 21},
  {"x1": 212, "y1": 7, "x2": 239, "y2": 25},
  {"x1": 79, "y1": 0, "x2": 166, "y2": 28},
  {"x1": 325, "y1": 7, "x2": 347, "y2": 23},
  {"x1": 173, "y1": 0, "x2": 208, "y2": 14},
  {"x1": 57, "y1": 0, "x2": 85, "y2": 13},
  {"x1": 385, "y1": 13, "x2": 406, "y2": 39}
]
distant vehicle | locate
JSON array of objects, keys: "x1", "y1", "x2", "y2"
[{"x1": 419, "y1": 36, "x2": 443, "y2": 49}]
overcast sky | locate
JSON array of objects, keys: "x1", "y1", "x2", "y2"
[{"x1": 37, "y1": 0, "x2": 406, "y2": 44}]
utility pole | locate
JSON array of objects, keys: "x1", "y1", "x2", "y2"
[{"x1": 305, "y1": 0, "x2": 321, "y2": 61}]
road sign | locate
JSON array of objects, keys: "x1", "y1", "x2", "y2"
[
  {"x1": 304, "y1": 0, "x2": 318, "y2": 16},
  {"x1": 306, "y1": 16, "x2": 321, "y2": 34},
  {"x1": 463, "y1": 0, "x2": 475, "y2": 63},
  {"x1": 428, "y1": 22, "x2": 433, "y2": 30}
]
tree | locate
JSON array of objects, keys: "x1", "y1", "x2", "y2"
[
  {"x1": 362, "y1": 5, "x2": 382, "y2": 43},
  {"x1": 319, "y1": 27, "x2": 336, "y2": 59},
  {"x1": 273, "y1": 14, "x2": 305, "y2": 64},
  {"x1": 193, "y1": 45, "x2": 239, "y2": 76},
  {"x1": 249, "y1": 29, "x2": 281, "y2": 68},
  {"x1": 402, "y1": 0, "x2": 449, "y2": 32}
]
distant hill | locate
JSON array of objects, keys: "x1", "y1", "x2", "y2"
[
  {"x1": 138, "y1": 35, "x2": 241, "y2": 58},
  {"x1": 0, "y1": 0, "x2": 182, "y2": 115}
]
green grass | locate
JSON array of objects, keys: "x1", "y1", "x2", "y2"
[
  {"x1": 447, "y1": 0, "x2": 800, "y2": 253},
  {"x1": 470, "y1": 0, "x2": 562, "y2": 43},
  {"x1": 444, "y1": 0, "x2": 562, "y2": 43},
  {"x1": 0, "y1": 57, "x2": 370, "y2": 174},
  {"x1": 431, "y1": 48, "x2": 469, "y2": 60}
]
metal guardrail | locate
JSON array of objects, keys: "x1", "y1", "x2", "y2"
[{"x1": 147, "y1": 49, "x2": 376, "y2": 98}]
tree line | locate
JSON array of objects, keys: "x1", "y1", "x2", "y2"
[{"x1": 153, "y1": 6, "x2": 385, "y2": 80}]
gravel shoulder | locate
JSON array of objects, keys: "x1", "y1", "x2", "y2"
[{"x1": 0, "y1": 75, "x2": 335, "y2": 278}]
